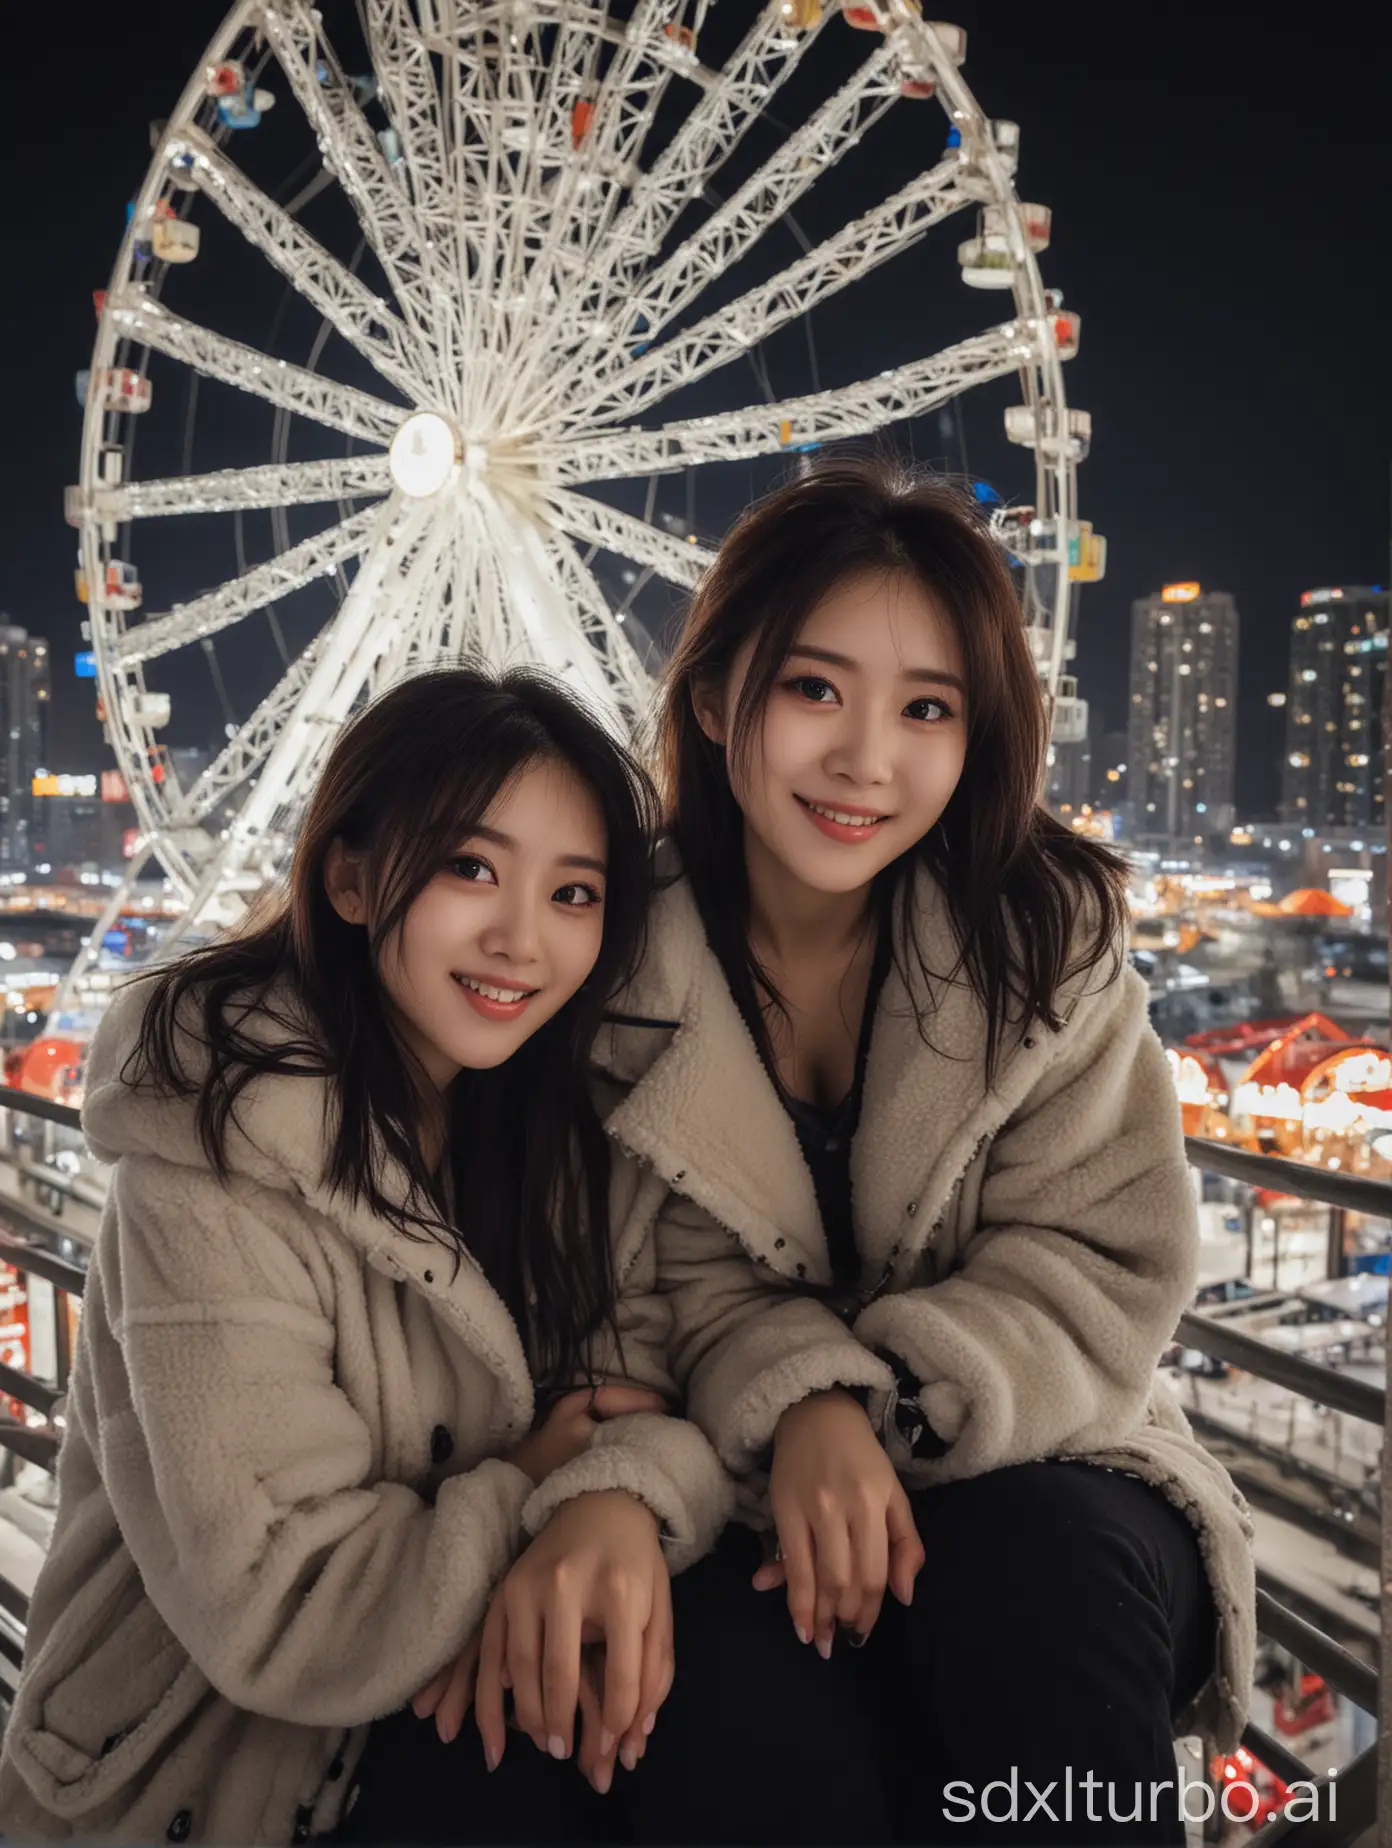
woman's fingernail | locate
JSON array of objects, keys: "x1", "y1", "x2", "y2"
[
  {"x1": 849, "y1": 1631, "x2": 869, "y2": 1650},
  {"x1": 642, "y1": 1712, "x2": 656, "y2": 1737},
  {"x1": 600, "y1": 1729, "x2": 615, "y2": 1756},
  {"x1": 620, "y1": 1744, "x2": 639, "y2": 1773},
  {"x1": 593, "y1": 1761, "x2": 613, "y2": 1794},
  {"x1": 795, "y1": 1624, "x2": 810, "y2": 1645},
  {"x1": 548, "y1": 1735, "x2": 567, "y2": 1760},
  {"x1": 485, "y1": 1742, "x2": 500, "y2": 1772},
  {"x1": 817, "y1": 1635, "x2": 833, "y2": 1660}
]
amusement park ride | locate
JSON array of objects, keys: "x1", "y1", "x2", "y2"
[{"x1": 59, "y1": 0, "x2": 1101, "y2": 1004}]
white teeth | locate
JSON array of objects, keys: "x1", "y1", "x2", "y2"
[
  {"x1": 804, "y1": 800, "x2": 884, "y2": 828},
  {"x1": 456, "y1": 975, "x2": 533, "y2": 1003}
]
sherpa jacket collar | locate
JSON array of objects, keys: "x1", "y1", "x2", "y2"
[{"x1": 597, "y1": 865, "x2": 1103, "y2": 1284}]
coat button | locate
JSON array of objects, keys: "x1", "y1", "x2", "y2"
[
  {"x1": 906, "y1": 1202, "x2": 917, "y2": 1217},
  {"x1": 327, "y1": 1755, "x2": 346, "y2": 1781},
  {"x1": 1023, "y1": 1037, "x2": 1035, "y2": 1050},
  {"x1": 774, "y1": 1237, "x2": 786, "y2": 1249},
  {"x1": 672, "y1": 1169, "x2": 686, "y2": 1183},
  {"x1": 166, "y1": 1812, "x2": 192, "y2": 1843},
  {"x1": 292, "y1": 1804, "x2": 314, "y2": 1842},
  {"x1": 431, "y1": 1424, "x2": 454, "y2": 1465},
  {"x1": 795, "y1": 1262, "x2": 806, "y2": 1277},
  {"x1": 423, "y1": 1269, "x2": 435, "y2": 1284}
]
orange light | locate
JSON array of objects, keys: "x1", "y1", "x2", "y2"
[{"x1": 1162, "y1": 582, "x2": 1201, "y2": 603}]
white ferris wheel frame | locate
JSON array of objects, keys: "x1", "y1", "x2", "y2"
[{"x1": 70, "y1": 0, "x2": 1083, "y2": 972}]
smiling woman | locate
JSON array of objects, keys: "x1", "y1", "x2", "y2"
[
  {"x1": 0, "y1": 667, "x2": 735, "y2": 1847},
  {"x1": 586, "y1": 453, "x2": 1256, "y2": 1845}
]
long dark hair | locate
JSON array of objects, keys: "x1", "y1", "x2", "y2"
[
  {"x1": 131, "y1": 667, "x2": 658, "y2": 1392},
  {"x1": 656, "y1": 453, "x2": 1128, "y2": 1082}
]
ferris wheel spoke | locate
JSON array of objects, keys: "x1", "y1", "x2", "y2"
[
  {"x1": 258, "y1": 0, "x2": 449, "y2": 392},
  {"x1": 547, "y1": 487, "x2": 712, "y2": 588},
  {"x1": 166, "y1": 125, "x2": 425, "y2": 404},
  {"x1": 109, "y1": 505, "x2": 384, "y2": 667},
  {"x1": 184, "y1": 495, "x2": 434, "y2": 905},
  {"x1": 363, "y1": 0, "x2": 453, "y2": 229},
  {"x1": 164, "y1": 636, "x2": 327, "y2": 829},
  {"x1": 554, "y1": 0, "x2": 688, "y2": 249},
  {"x1": 486, "y1": 0, "x2": 694, "y2": 427},
  {"x1": 596, "y1": 2, "x2": 827, "y2": 293},
  {"x1": 546, "y1": 160, "x2": 969, "y2": 430},
  {"x1": 550, "y1": 324, "x2": 1027, "y2": 481},
  {"x1": 593, "y1": 42, "x2": 902, "y2": 374},
  {"x1": 84, "y1": 456, "x2": 392, "y2": 524},
  {"x1": 364, "y1": 0, "x2": 471, "y2": 383},
  {"x1": 473, "y1": 489, "x2": 645, "y2": 728},
  {"x1": 543, "y1": 538, "x2": 654, "y2": 723},
  {"x1": 484, "y1": 3, "x2": 659, "y2": 354},
  {"x1": 367, "y1": 514, "x2": 463, "y2": 688},
  {"x1": 107, "y1": 291, "x2": 403, "y2": 444}
]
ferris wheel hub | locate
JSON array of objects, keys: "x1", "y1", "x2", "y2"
[{"x1": 388, "y1": 410, "x2": 461, "y2": 498}]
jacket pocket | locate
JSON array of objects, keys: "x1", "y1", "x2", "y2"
[{"x1": 8, "y1": 1554, "x2": 213, "y2": 1820}]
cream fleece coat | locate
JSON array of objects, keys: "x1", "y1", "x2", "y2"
[
  {"x1": 0, "y1": 979, "x2": 730, "y2": 1846},
  {"x1": 594, "y1": 865, "x2": 1256, "y2": 1751}
]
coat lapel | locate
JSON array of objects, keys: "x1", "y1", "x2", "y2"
[
  {"x1": 84, "y1": 978, "x2": 537, "y2": 1438},
  {"x1": 602, "y1": 879, "x2": 829, "y2": 1284},
  {"x1": 602, "y1": 865, "x2": 1083, "y2": 1289}
]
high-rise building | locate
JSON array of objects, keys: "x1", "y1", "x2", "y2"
[
  {"x1": 28, "y1": 774, "x2": 138, "y2": 877},
  {"x1": 0, "y1": 621, "x2": 51, "y2": 871},
  {"x1": 1280, "y1": 586, "x2": 1389, "y2": 832},
  {"x1": 1126, "y1": 584, "x2": 1238, "y2": 844}
]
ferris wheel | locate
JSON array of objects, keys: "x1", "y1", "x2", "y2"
[{"x1": 64, "y1": 0, "x2": 1097, "y2": 981}]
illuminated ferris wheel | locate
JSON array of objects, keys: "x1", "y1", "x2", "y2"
[{"x1": 65, "y1": 0, "x2": 1097, "y2": 968}]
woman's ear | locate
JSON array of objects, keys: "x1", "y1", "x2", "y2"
[
  {"x1": 690, "y1": 676, "x2": 728, "y2": 749},
  {"x1": 324, "y1": 838, "x2": 369, "y2": 926}
]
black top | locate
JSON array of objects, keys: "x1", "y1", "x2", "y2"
[{"x1": 780, "y1": 929, "x2": 893, "y2": 1293}]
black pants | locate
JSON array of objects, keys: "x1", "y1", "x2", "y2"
[{"x1": 333, "y1": 1462, "x2": 1215, "y2": 1845}]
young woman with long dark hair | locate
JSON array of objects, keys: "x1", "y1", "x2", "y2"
[
  {"x1": 592, "y1": 457, "x2": 1256, "y2": 1845},
  {"x1": 0, "y1": 668, "x2": 729, "y2": 1846}
]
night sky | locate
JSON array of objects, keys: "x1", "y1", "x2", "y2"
[{"x1": 6, "y1": 0, "x2": 1388, "y2": 817}]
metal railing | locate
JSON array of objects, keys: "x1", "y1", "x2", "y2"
[
  {"x1": 0, "y1": 1087, "x2": 86, "y2": 1651},
  {"x1": 1182, "y1": 1133, "x2": 1388, "y2": 1845},
  {"x1": 0, "y1": 1097, "x2": 1386, "y2": 1837}
]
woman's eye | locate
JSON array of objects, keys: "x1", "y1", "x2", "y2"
[
  {"x1": 905, "y1": 696, "x2": 953, "y2": 723},
  {"x1": 554, "y1": 882, "x2": 603, "y2": 909},
  {"x1": 448, "y1": 855, "x2": 496, "y2": 884},
  {"x1": 787, "y1": 675, "x2": 838, "y2": 704}
]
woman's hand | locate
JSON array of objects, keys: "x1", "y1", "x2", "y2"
[
  {"x1": 474, "y1": 1489, "x2": 673, "y2": 1791},
  {"x1": 411, "y1": 1632, "x2": 482, "y2": 1744},
  {"x1": 755, "y1": 1388, "x2": 924, "y2": 1654},
  {"x1": 508, "y1": 1383, "x2": 670, "y2": 1486}
]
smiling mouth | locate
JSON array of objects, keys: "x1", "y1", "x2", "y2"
[
  {"x1": 795, "y1": 796, "x2": 891, "y2": 828},
  {"x1": 451, "y1": 973, "x2": 540, "y2": 1003}
]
